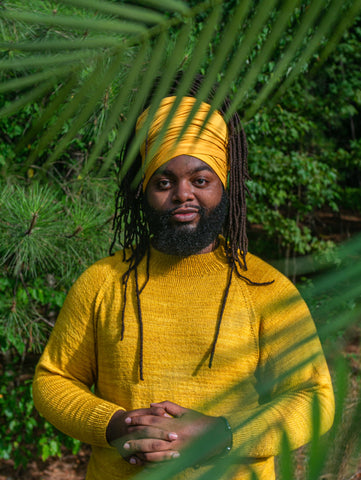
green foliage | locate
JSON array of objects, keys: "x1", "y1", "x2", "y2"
[
  {"x1": 0, "y1": 273, "x2": 65, "y2": 354},
  {"x1": 0, "y1": 0, "x2": 360, "y2": 476},
  {"x1": 0, "y1": 177, "x2": 115, "y2": 467},
  {"x1": 0, "y1": 356, "x2": 81, "y2": 467},
  {"x1": 275, "y1": 18, "x2": 361, "y2": 214},
  {"x1": 0, "y1": 178, "x2": 116, "y2": 355},
  {"x1": 1, "y1": 0, "x2": 360, "y2": 177},
  {"x1": 241, "y1": 15, "x2": 361, "y2": 260},
  {"x1": 1, "y1": 183, "x2": 63, "y2": 276},
  {"x1": 246, "y1": 117, "x2": 340, "y2": 257}
]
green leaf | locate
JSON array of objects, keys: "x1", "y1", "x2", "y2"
[
  {"x1": 278, "y1": 432, "x2": 293, "y2": 480},
  {"x1": 1, "y1": 0, "x2": 359, "y2": 175},
  {"x1": 1, "y1": 10, "x2": 147, "y2": 35}
]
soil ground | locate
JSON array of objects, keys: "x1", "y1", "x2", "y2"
[
  {"x1": 0, "y1": 446, "x2": 90, "y2": 480},
  {"x1": 1, "y1": 441, "x2": 361, "y2": 480}
]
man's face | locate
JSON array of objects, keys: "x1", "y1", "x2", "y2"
[{"x1": 144, "y1": 155, "x2": 227, "y2": 256}]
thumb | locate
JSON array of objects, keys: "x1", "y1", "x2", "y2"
[{"x1": 150, "y1": 401, "x2": 186, "y2": 417}]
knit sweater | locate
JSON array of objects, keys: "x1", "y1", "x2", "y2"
[{"x1": 32, "y1": 242, "x2": 334, "y2": 480}]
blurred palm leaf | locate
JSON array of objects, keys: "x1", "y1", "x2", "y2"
[
  {"x1": 1, "y1": 1, "x2": 361, "y2": 478},
  {"x1": 1, "y1": 0, "x2": 361, "y2": 178},
  {"x1": 131, "y1": 232, "x2": 361, "y2": 480}
]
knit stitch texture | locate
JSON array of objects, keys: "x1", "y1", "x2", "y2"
[{"x1": 33, "y1": 242, "x2": 334, "y2": 480}]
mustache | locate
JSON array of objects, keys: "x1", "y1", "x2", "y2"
[
  {"x1": 166, "y1": 204, "x2": 203, "y2": 216},
  {"x1": 166, "y1": 203, "x2": 201, "y2": 215}
]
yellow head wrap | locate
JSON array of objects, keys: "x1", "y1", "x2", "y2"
[{"x1": 136, "y1": 96, "x2": 229, "y2": 190}]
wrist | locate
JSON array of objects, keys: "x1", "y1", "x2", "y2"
[
  {"x1": 217, "y1": 416, "x2": 233, "y2": 457},
  {"x1": 193, "y1": 415, "x2": 233, "y2": 468},
  {"x1": 106, "y1": 410, "x2": 128, "y2": 445}
]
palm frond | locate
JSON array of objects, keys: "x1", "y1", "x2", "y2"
[
  {"x1": 1, "y1": 9, "x2": 148, "y2": 35},
  {"x1": 129, "y1": 233, "x2": 361, "y2": 480},
  {"x1": 1, "y1": 0, "x2": 360, "y2": 177},
  {"x1": 266, "y1": 0, "x2": 358, "y2": 110},
  {"x1": 1, "y1": 3, "x2": 360, "y2": 475}
]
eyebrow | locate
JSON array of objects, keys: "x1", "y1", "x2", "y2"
[{"x1": 155, "y1": 165, "x2": 214, "y2": 177}]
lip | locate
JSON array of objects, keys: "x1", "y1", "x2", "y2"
[{"x1": 171, "y1": 208, "x2": 199, "y2": 223}]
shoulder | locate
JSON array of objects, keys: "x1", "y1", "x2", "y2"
[
  {"x1": 82, "y1": 250, "x2": 128, "y2": 277},
  {"x1": 240, "y1": 252, "x2": 310, "y2": 318},
  {"x1": 66, "y1": 250, "x2": 130, "y2": 301},
  {"x1": 240, "y1": 252, "x2": 304, "y2": 304},
  {"x1": 243, "y1": 252, "x2": 291, "y2": 287}
]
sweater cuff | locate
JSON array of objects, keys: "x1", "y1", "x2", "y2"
[{"x1": 89, "y1": 402, "x2": 126, "y2": 447}]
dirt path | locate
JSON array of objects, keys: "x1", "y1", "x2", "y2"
[{"x1": 0, "y1": 446, "x2": 90, "y2": 480}]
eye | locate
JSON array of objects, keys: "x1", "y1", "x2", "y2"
[
  {"x1": 193, "y1": 177, "x2": 208, "y2": 187},
  {"x1": 157, "y1": 179, "x2": 172, "y2": 190}
]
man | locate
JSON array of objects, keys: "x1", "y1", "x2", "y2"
[{"x1": 33, "y1": 76, "x2": 334, "y2": 480}]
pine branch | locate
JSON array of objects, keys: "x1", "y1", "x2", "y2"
[{"x1": 24, "y1": 212, "x2": 38, "y2": 236}]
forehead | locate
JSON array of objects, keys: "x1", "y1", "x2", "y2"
[{"x1": 153, "y1": 155, "x2": 216, "y2": 176}]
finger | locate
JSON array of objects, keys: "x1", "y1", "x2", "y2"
[
  {"x1": 127, "y1": 414, "x2": 171, "y2": 428},
  {"x1": 126, "y1": 406, "x2": 170, "y2": 420},
  {"x1": 150, "y1": 401, "x2": 186, "y2": 418},
  {"x1": 124, "y1": 408, "x2": 171, "y2": 427},
  {"x1": 150, "y1": 401, "x2": 176, "y2": 408},
  {"x1": 139, "y1": 450, "x2": 181, "y2": 463},
  {"x1": 127, "y1": 425, "x2": 178, "y2": 441},
  {"x1": 127, "y1": 455, "x2": 144, "y2": 466},
  {"x1": 123, "y1": 438, "x2": 171, "y2": 454}
]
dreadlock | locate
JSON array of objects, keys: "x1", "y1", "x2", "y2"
[{"x1": 110, "y1": 73, "x2": 273, "y2": 380}]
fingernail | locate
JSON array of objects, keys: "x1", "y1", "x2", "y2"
[
  {"x1": 168, "y1": 432, "x2": 178, "y2": 440},
  {"x1": 123, "y1": 442, "x2": 130, "y2": 450},
  {"x1": 172, "y1": 452, "x2": 180, "y2": 459},
  {"x1": 129, "y1": 457, "x2": 136, "y2": 464},
  {"x1": 125, "y1": 417, "x2": 132, "y2": 424},
  {"x1": 164, "y1": 413, "x2": 172, "y2": 418}
]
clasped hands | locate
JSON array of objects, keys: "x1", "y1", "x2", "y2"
[{"x1": 107, "y1": 400, "x2": 226, "y2": 467}]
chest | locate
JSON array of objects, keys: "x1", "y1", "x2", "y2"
[{"x1": 94, "y1": 273, "x2": 260, "y2": 380}]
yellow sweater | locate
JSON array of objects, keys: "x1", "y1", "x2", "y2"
[{"x1": 33, "y1": 243, "x2": 334, "y2": 480}]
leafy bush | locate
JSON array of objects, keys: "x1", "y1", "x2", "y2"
[
  {"x1": 0, "y1": 178, "x2": 116, "y2": 355},
  {"x1": 0, "y1": 177, "x2": 116, "y2": 467},
  {"x1": 246, "y1": 118, "x2": 340, "y2": 259},
  {"x1": 0, "y1": 355, "x2": 81, "y2": 466}
]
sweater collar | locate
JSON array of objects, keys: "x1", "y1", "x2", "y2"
[{"x1": 148, "y1": 237, "x2": 229, "y2": 277}]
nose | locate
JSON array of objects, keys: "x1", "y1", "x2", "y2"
[{"x1": 172, "y1": 180, "x2": 195, "y2": 203}]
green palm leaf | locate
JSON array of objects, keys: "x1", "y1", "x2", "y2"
[
  {"x1": 1, "y1": 0, "x2": 360, "y2": 177},
  {"x1": 1, "y1": 1, "x2": 360, "y2": 477},
  {"x1": 130, "y1": 233, "x2": 361, "y2": 480}
]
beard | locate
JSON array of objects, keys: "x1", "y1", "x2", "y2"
[{"x1": 143, "y1": 189, "x2": 228, "y2": 257}]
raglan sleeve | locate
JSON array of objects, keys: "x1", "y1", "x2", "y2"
[
  {"x1": 32, "y1": 260, "x2": 124, "y2": 448},
  {"x1": 229, "y1": 268, "x2": 335, "y2": 458}
]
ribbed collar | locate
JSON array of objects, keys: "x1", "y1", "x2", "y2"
[{"x1": 148, "y1": 238, "x2": 229, "y2": 277}]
